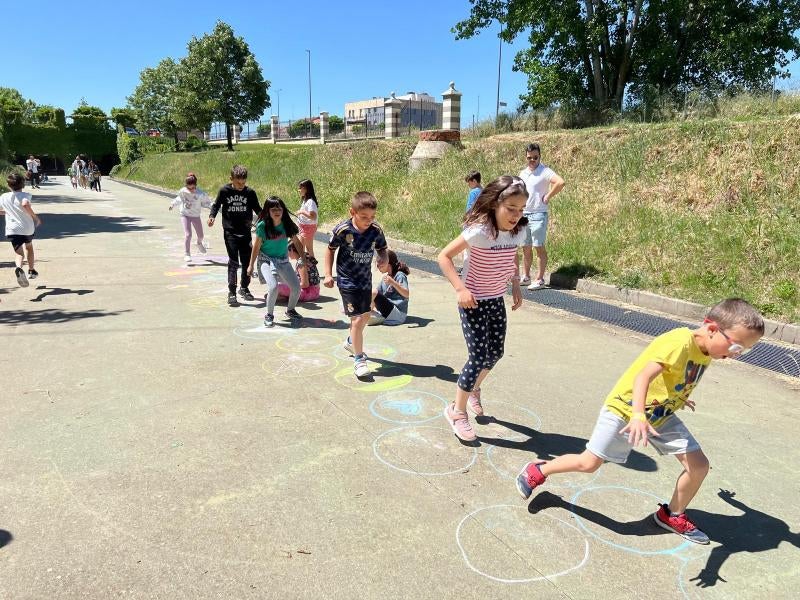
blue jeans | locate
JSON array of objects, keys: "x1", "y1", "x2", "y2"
[{"x1": 258, "y1": 254, "x2": 299, "y2": 315}]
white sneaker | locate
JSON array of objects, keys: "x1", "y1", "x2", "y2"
[
  {"x1": 196, "y1": 241, "x2": 207, "y2": 254},
  {"x1": 184, "y1": 254, "x2": 191, "y2": 263},
  {"x1": 527, "y1": 278, "x2": 545, "y2": 290},
  {"x1": 520, "y1": 275, "x2": 531, "y2": 285},
  {"x1": 354, "y1": 355, "x2": 369, "y2": 378},
  {"x1": 343, "y1": 337, "x2": 355, "y2": 355}
]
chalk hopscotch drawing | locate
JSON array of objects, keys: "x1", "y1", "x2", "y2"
[
  {"x1": 372, "y1": 425, "x2": 478, "y2": 476},
  {"x1": 369, "y1": 390, "x2": 447, "y2": 424},
  {"x1": 261, "y1": 352, "x2": 338, "y2": 379}
]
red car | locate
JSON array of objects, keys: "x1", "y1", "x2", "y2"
[{"x1": 145, "y1": 129, "x2": 162, "y2": 137}]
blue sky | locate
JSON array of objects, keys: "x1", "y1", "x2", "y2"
[{"x1": 2, "y1": 0, "x2": 798, "y2": 128}]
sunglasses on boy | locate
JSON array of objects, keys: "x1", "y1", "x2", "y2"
[{"x1": 705, "y1": 319, "x2": 751, "y2": 356}]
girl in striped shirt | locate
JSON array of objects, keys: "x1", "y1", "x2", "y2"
[{"x1": 438, "y1": 175, "x2": 529, "y2": 442}]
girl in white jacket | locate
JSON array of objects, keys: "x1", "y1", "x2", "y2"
[{"x1": 169, "y1": 173, "x2": 212, "y2": 262}]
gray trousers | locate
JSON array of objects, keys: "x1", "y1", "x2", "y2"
[{"x1": 258, "y1": 254, "x2": 300, "y2": 315}]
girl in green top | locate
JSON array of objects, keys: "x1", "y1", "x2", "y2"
[{"x1": 247, "y1": 196, "x2": 306, "y2": 327}]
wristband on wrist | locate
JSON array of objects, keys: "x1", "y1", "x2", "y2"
[{"x1": 631, "y1": 412, "x2": 647, "y2": 422}]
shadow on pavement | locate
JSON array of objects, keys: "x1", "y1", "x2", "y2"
[
  {"x1": 369, "y1": 357, "x2": 459, "y2": 383},
  {"x1": 0, "y1": 529, "x2": 12, "y2": 548},
  {"x1": 403, "y1": 315, "x2": 435, "y2": 328},
  {"x1": 30, "y1": 286, "x2": 94, "y2": 302},
  {"x1": 34, "y1": 213, "x2": 161, "y2": 239},
  {"x1": 24, "y1": 193, "x2": 103, "y2": 204},
  {"x1": 0, "y1": 308, "x2": 130, "y2": 325},
  {"x1": 477, "y1": 416, "x2": 657, "y2": 472},
  {"x1": 685, "y1": 489, "x2": 800, "y2": 588}
]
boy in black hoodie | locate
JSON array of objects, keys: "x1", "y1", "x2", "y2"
[{"x1": 208, "y1": 164, "x2": 262, "y2": 306}]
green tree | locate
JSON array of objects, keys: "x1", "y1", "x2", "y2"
[
  {"x1": 32, "y1": 105, "x2": 59, "y2": 125},
  {"x1": 110, "y1": 107, "x2": 139, "y2": 130},
  {"x1": 328, "y1": 115, "x2": 344, "y2": 134},
  {"x1": 174, "y1": 20, "x2": 270, "y2": 150},
  {"x1": 71, "y1": 100, "x2": 110, "y2": 129},
  {"x1": 0, "y1": 87, "x2": 35, "y2": 124},
  {"x1": 127, "y1": 58, "x2": 181, "y2": 149},
  {"x1": 288, "y1": 119, "x2": 319, "y2": 138},
  {"x1": 454, "y1": 0, "x2": 800, "y2": 113},
  {"x1": 256, "y1": 122, "x2": 271, "y2": 137}
]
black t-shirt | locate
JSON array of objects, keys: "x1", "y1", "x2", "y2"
[{"x1": 210, "y1": 184, "x2": 261, "y2": 233}]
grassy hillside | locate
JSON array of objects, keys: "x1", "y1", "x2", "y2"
[{"x1": 114, "y1": 116, "x2": 800, "y2": 322}]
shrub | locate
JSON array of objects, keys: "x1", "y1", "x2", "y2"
[{"x1": 182, "y1": 135, "x2": 209, "y2": 152}]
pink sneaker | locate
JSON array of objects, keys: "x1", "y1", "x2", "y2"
[
  {"x1": 467, "y1": 388, "x2": 483, "y2": 416},
  {"x1": 444, "y1": 404, "x2": 476, "y2": 442}
]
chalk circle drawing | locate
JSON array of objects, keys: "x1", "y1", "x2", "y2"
[
  {"x1": 165, "y1": 268, "x2": 208, "y2": 278},
  {"x1": 372, "y1": 425, "x2": 478, "y2": 476},
  {"x1": 187, "y1": 295, "x2": 229, "y2": 310},
  {"x1": 486, "y1": 440, "x2": 600, "y2": 490},
  {"x1": 167, "y1": 284, "x2": 189, "y2": 290},
  {"x1": 190, "y1": 273, "x2": 227, "y2": 285},
  {"x1": 369, "y1": 390, "x2": 447, "y2": 424},
  {"x1": 569, "y1": 486, "x2": 692, "y2": 556},
  {"x1": 261, "y1": 352, "x2": 339, "y2": 379},
  {"x1": 478, "y1": 400, "x2": 543, "y2": 432},
  {"x1": 456, "y1": 504, "x2": 589, "y2": 584},
  {"x1": 233, "y1": 325, "x2": 297, "y2": 340},
  {"x1": 276, "y1": 333, "x2": 341, "y2": 354},
  {"x1": 333, "y1": 364, "x2": 412, "y2": 393},
  {"x1": 333, "y1": 340, "x2": 397, "y2": 361}
]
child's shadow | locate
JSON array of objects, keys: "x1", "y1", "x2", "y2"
[
  {"x1": 0, "y1": 529, "x2": 12, "y2": 548},
  {"x1": 403, "y1": 315, "x2": 435, "y2": 328},
  {"x1": 30, "y1": 286, "x2": 94, "y2": 302},
  {"x1": 477, "y1": 416, "x2": 657, "y2": 472},
  {"x1": 369, "y1": 357, "x2": 459, "y2": 383}
]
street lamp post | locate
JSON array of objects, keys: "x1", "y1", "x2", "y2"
[
  {"x1": 276, "y1": 88, "x2": 282, "y2": 119},
  {"x1": 306, "y1": 49, "x2": 312, "y2": 137}
]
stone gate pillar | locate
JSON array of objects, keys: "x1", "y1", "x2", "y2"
[
  {"x1": 320, "y1": 111, "x2": 329, "y2": 144},
  {"x1": 271, "y1": 115, "x2": 279, "y2": 144},
  {"x1": 442, "y1": 82, "x2": 462, "y2": 131},
  {"x1": 384, "y1": 92, "x2": 403, "y2": 139}
]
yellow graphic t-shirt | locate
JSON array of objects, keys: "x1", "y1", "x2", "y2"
[{"x1": 605, "y1": 328, "x2": 711, "y2": 428}]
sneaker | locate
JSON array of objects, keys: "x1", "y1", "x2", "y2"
[
  {"x1": 15, "y1": 267, "x2": 28, "y2": 288},
  {"x1": 520, "y1": 275, "x2": 531, "y2": 285},
  {"x1": 467, "y1": 388, "x2": 484, "y2": 416},
  {"x1": 516, "y1": 461, "x2": 547, "y2": 500},
  {"x1": 196, "y1": 241, "x2": 207, "y2": 254},
  {"x1": 184, "y1": 254, "x2": 191, "y2": 263},
  {"x1": 285, "y1": 308, "x2": 303, "y2": 321},
  {"x1": 343, "y1": 337, "x2": 355, "y2": 355},
  {"x1": 444, "y1": 403, "x2": 477, "y2": 442},
  {"x1": 27, "y1": 269, "x2": 38, "y2": 280},
  {"x1": 527, "y1": 278, "x2": 546, "y2": 290},
  {"x1": 653, "y1": 504, "x2": 710, "y2": 544},
  {"x1": 264, "y1": 314, "x2": 275, "y2": 328},
  {"x1": 354, "y1": 354, "x2": 369, "y2": 378},
  {"x1": 227, "y1": 293, "x2": 239, "y2": 307},
  {"x1": 238, "y1": 288, "x2": 255, "y2": 302}
]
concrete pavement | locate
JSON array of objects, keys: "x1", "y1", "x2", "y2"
[{"x1": 1, "y1": 176, "x2": 798, "y2": 599}]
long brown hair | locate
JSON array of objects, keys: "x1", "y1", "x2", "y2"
[
  {"x1": 463, "y1": 175, "x2": 528, "y2": 238},
  {"x1": 387, "y1": 250, "x2": 410, "y2": 276}
]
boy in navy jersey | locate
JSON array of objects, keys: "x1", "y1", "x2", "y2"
[{"x1": 324, "y1": 191, "x2": 389, "y2": 378}]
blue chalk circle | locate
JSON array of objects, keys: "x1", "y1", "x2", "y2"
[{"x1": 370, "y1": 390, "x2": 447, "y2": 424}]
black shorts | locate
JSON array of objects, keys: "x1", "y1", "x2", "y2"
[
  {"x1": 8, "y1": 234, "x2": 34, "y2": 250},
  {"x1": 340, "y1": 288, "x2": 372, "y2": 317}
]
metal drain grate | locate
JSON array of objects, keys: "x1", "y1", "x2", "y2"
[{"x1": 379, "y1": 241, "x2": 800, "y2": 379}]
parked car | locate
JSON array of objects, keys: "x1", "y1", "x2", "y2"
[
  {"x1": 124, "y1": 127, "x2": 140, "y2": 136},
  {"x1": 145, "y1": 129, "x2": 162, "y2": 137}
]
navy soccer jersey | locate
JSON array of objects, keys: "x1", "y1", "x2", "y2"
[{"x1": 328, "y1": 219, "x2": 387, "y2": 290}]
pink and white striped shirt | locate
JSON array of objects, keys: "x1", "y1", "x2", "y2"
[{"x1": 461, "y1": 224, "x2": 526, "y2": 300}]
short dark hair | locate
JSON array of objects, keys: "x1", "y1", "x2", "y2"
[
  {"x1": 185, "y1": 173, "x2": 197, "y2": 186},
  {"x1": 525, "y1": 143, "x2": 541, "y2": 154},
  {"x1": 7, "y1": 173, "x2": 24, "y2": 191},
  {"x1": 706, "y1": 298, "x2": 764, "y2": 335},
  {"x1": 465, "y1": 170, "x2": 481, "y2": 185},
  {"x1": 351, "y1": 191, "x2": 377, "y2": 211},
  {"x1": 231, "y1": 164, "x2": 248, "y2": 180}
]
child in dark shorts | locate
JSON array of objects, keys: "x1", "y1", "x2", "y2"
[
  {"x1": 323, "y1": 191, "x2": 389, "y2": 379},
  {"x1": 0, "y1": 173, "x2": 42, "y2": 287}
]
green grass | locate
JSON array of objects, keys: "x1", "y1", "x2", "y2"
[{"x1": 115, "y1": 117, "x2": 800, "y2": 323}]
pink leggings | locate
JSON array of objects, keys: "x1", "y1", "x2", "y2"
[{"x1": 181, "y1": 216, "x2": 204, "y2": 253}]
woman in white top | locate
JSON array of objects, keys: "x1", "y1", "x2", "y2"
[{"x1": 296, "y1": 179, "x2": 319, "y2": 258}]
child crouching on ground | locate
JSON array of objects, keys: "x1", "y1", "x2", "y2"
[{"x1": 369, "y1": 250, "x2": 410, "y2": 326}]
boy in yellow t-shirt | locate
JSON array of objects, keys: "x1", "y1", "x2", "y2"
[{"x1": 516, "y1": 298, "x2": 764, "y2": 545}]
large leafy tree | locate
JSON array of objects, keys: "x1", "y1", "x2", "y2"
[
  {"x1": 0, "y1": 87, "x2": 35, "y2": 124},
  {"x1": 174, "y1": 20, "x2": 270, "y2": 150},
  {"x1": 454, "y1": 0, "x2": 800, "y2": 112},
  {"x1": 127, "y1": 58, "x2": 181, "y2": 147},
  {"x1": 110, "y1": 107, "x2": 139, "y2": 130}
]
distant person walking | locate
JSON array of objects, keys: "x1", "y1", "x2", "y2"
[
  {"x1": 25, "y1": 155, "x2": 41, "y2": 189},
  {"x1": 169, "y1": 173, "x2": 212, "y2": 262},
  {"x1": 518, "y1": 143, "x2": 565, "y2": 289}
]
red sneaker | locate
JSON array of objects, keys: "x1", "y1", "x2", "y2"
[
  {"x1": 515, "y1": 461, "x2": 547, "y2": 500},
  {"x1": 653, "y1": 504, "x2": 710, "y2": 544}
]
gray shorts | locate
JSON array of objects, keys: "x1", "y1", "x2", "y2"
[
  {"x1": 586, "y1": 407, "x2": 701, "y2": 464},
  {"x1": 522, "y1": 212, "x2": 548, "y2": 247}
]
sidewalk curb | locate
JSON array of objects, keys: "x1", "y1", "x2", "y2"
[{"x1": 112, "y1": 176, "x2": 798, "y2": 346}]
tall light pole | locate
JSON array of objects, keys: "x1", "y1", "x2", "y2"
[
  {"x1": 276, "y1": 88, "x2": 282, "y2": 118},
  {"x1": 306, "y1": 49, "x2": 312, "y2": 136},
  {"x1": 496, "y1": 23, "x2": 503, "y2": 121}
]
